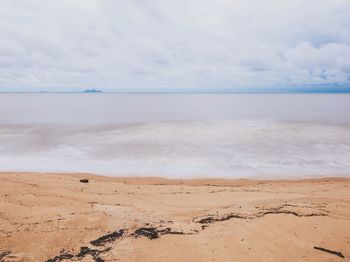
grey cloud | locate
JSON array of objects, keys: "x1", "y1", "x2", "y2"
[{"x1": 0, "y1": 0, "x2": 349, "y2": 91}]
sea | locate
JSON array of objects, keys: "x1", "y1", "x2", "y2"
[{"x1": 0, "y1": 93, "x2": 349, "y2": 179}]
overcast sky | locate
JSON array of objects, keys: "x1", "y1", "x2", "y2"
[{"x1": 1, "y1": 0, "x2": 350, "y2": 91}]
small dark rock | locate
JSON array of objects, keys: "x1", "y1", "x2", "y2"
[{"x1": 80, "y1": 179, "x2": 89, "y2": 183}]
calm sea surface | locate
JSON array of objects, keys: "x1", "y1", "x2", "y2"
[{"x1": 0, "y1": 93, "x2": 349, "y2": 178}]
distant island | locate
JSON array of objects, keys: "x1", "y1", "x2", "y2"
[{"x1": 83, "y1": 89, "x2": 103, "y2": 93}]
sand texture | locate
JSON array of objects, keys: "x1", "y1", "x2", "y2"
[{"x1": 0, "y1": 172, "x2": 350, "y2": 261}]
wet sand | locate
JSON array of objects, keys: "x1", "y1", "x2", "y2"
[{"x1": 0, "y1": 172, "x2": 349, "y2": 261}]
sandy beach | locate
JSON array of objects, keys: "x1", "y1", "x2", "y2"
[
  {"x1": 2, "y1": 0, "x2": 350, "y2": 261},
  {"x1": 0, "y1": 172, "x2": 349, "y2": 261}
]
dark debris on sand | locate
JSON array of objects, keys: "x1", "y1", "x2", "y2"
[
  {"x1": 134, "y1": 227, "x2": 159, "y2": 239},
  {"x1": 0, "y1": 250, "x2": 11, "y2": 261},
  {"x1": 196, "y1": 206, "x2": 328, "y2": 225},
  {"x1": 46, "y1": 205, "x2": 331, "y2": 261},
  {"x1": 134, "y1": 227, "x2": 186, "y2": 240},
  {"x1": 46, "y1": 246, "x2": 111, "y2": 262},
  {"x1": 90, "y1": 229, "x2": 125, "y2": 246},
  {"x1": 46, "y1": 252, "x2": 74, "y2": 262},
  {"x1": 77, "y1": 246, "x2": 112, "y2": 260},
  {"x1": 197, "y1": 213, "x2": 244, "y2": 224}
]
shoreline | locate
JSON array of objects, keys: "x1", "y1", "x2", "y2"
[
  {"x1": 1, "y1": 171, "x2": 350, "y2": 185},
  {"x1": 1, "y1": 172, "x2": 349, "y2": 261}
]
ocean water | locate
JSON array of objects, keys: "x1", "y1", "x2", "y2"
[{"x1": 0, "y1": 93, "x2": 349, "y2": 178}]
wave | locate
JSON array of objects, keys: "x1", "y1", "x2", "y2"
[{"x1": 0, "y1": 120, "x2": 349, "y2": 178}]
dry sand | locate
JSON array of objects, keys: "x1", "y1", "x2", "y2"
[{"x1": 0, "y1": 172, "x2": 349, "y2": 261}]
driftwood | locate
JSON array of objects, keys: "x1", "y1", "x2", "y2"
[{"x1": 314, "y1": 246, "x2": 344, "y2": 258}]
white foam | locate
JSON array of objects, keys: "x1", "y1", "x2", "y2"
[{"x1": 0, "y1": 120, "x2": 349, "y2": 178}]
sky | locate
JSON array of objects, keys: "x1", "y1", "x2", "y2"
[{"x1": 0, "y1": 0, "x2": 350, "y2": 92}]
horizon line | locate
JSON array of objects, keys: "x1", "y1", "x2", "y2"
[
  {"x1": 1, "y1": 86, "x2": 350, "y2": 94},
  {"x1": 1, "y1": 90, "x2": 350, "y2": 94}
]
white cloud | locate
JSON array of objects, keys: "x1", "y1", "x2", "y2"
[{"x1": 0, "y1": 0, "x2": 349, "y2": 91}]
